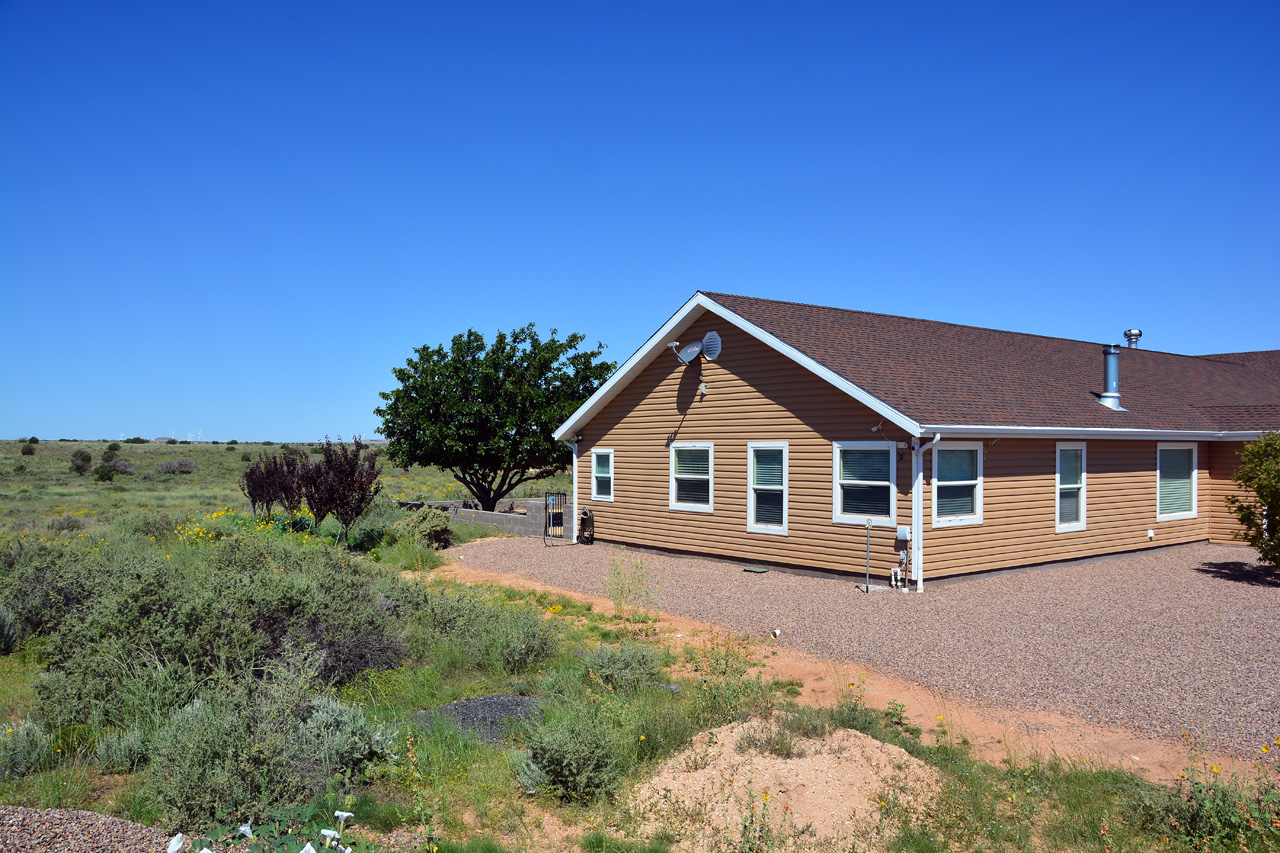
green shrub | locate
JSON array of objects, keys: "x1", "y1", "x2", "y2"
[
  {"x1": 228, "y1": 439, "x2": 239, "y2": 445},
  {"x1": 0, "y1": 719, "x2": 54, "y2": 780},
  {"x1": 527, "y1": 701, "x2": 620, "y2": 800},
  {"x1": 148, "y1": 651, "x2": 391, "y2": 830},
  {"x1": 297, "y1": 694, "x2": 394, "y2": 776},
  {"x1": 94, "y1": 725, "x2": 146, "y2": 772},
  {"x1": 154, "y1": 458, "x2": 196, "y2": 475},
  {"x1": 26, "y1": 436, "x2": 39, "y2": 444},
  {"x1": 124, "y1": 437, "x2": 148, "y2": 444},
  {"x1": 107, "y1": 442, "x2": 122, "y2": 452},
  {"x1": 93, "y1": 465, "x2": 114, "y2": 482},
  {"x1": 101, "y1": 448, "x2": 118, "y2": 464},
  {"x1": 20, "y1": 443, "x2": 34, "y2": 456},
  {"x1": 394, "y1": 508, "x2": 453, "y2": 549},
  {"x1": 0, "y1": 602, "x2": 18, "y2": 654},
  {"x1": 581, "y1": 642, "x2": 662, "y2": 692},
  {"x1": 12, "y1": 464, "x2": 25, "y2": 474},
  {"x1": 166, "y1": 438, "x2": 177, "y2": 445},
  {"x1": 484, "y1": 607, "x2": 559, "y2": 675},
  {"x1": 241, "y1": 452, "x2": 252, "y2": 462},
  {"x1": 226, "y1": 445, "x2": 236, "y2": 451},
  {"x1": 69, "y1": 449, "x2": 92, "y2": 476}
]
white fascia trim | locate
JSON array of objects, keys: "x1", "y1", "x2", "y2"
[
  {"x1": 553, "y1": 292, "x2": 922, "y2": 441},
  {"x1": 919, "y1": 424, "x2": 1270, "y2": 441}
]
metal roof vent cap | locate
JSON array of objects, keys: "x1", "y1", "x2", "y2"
[
  {"x1": 1100, "y1": 344, "x2": 1126, "y2": 411},
  {"x1": 1124, "y1": 329, "x2": 1142, "y2": 348}
]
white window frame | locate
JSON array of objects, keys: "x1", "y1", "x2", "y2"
[
  {"x1": 591, "y1": 449, "x2": 614, "y2": 502},
  {"x1": 669, "y1": 442, "x2": 714, "y2": 513},
  {"x1": 932, "y1": 441, "x2": 984, "y2": 528},
  {"x1": 1055, "y1": 442, "x2": 1086, "y2": 534},
  {"x1": 832, "y1": 441, "x2": 898, "y2": 527},
  {"x1": 747, "y1": 442, "x2": 788, "y2": 536},
  {"x1": 1156, "y1": 442, "x2": 1198, "y2": 522}
]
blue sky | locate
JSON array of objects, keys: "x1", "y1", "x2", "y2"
[{"x1": 2, "y1": 1, "x2": 1276, "y2": 441}]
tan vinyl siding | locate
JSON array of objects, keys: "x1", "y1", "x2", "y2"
[
  {"x1": 578, "y1": 314, "x2": 912, "y2": 578},
  {"x1": 920, "y1": 439, "x2": 1210, "y2": 577},
  {"x1": 1208, "y1": 441, "x2": 1247, "y2": 544},
  {"x1": 576, "y1": 309, "x2": 1220, "y2": 581}
]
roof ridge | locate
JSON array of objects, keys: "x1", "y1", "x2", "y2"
[{"x1": 699, "y1": 291, "x2": 1207, "y2": 359}]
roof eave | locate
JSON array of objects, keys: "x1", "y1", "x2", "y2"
[{"x1": 918, "y1": 424, "x2": 1273, "y2": 441}]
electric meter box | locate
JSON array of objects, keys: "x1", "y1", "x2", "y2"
[{"x1": 895, "y1": 525, "x2": 911, "y2": 541}]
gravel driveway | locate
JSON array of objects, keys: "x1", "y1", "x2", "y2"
[{"x1": 453, "y1": 539, "x2": 1280, "y2": 759}]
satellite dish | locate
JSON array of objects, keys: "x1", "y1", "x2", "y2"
[
  {"x1": 702, "y1": 331, "x2": 722, "y2": 361},
  {"x1": 678, "y1": 340, "x2": 704, "y2": 364}
]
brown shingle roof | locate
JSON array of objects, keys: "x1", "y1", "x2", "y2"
[{"x1": 703, "y1": 292, "x2": 1280, "y2": 433}]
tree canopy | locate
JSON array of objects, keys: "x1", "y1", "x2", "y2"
[
  {"x1": 1226, "y1": 430, "x2": 1280, "y2": 570},
  {"x1": 375, "y1": 324, "x2": 614, "y2": 511}
]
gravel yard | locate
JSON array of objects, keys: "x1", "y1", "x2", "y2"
[{"x1": 454, "y1": 539, "x2": 1280, "y2": 759}]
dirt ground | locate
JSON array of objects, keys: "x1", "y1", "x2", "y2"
[{"x1": 438, "y1": 558, "x2": 1245, "y2": 786}]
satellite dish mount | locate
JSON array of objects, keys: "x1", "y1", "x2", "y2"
[{"x1": 667, "y1": 340, "x2": 704, "y2": 365}]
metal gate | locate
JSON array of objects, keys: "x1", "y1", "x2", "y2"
[{"x1": 543, "y1": 492, "x2": 567, "y2": 546}]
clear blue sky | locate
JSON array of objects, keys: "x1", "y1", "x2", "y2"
[{"x1": 2, "y1": 1, "x2": 1276, "y2": 441}]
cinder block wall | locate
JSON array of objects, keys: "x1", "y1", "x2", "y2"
[{"x1": 423, "y1": 498, "x2": 575, "y2": 539}]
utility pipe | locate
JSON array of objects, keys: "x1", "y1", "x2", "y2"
[
  {"x1": 910, "y1": 433, "x2": 942, "y2": 593},
  {"x1": 563, "y1": 441, "x2": 579, "y2": 543}
]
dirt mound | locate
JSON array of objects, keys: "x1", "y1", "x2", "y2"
[{"x1": 627, "y1": 719, "x2": 939, "y2": 850}]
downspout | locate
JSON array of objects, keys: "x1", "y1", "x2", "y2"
[
  {"x1": 564, "y1": 441, "x2": 579, "y2": 543},
  {"x1": 910, "y1": 433, "x2": 941, "y2": 593}
]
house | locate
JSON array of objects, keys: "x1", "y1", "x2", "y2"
[{"x1": 552, "y1": 292, "x2": 1280, "y2": 588}]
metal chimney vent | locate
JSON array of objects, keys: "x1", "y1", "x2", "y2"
[
  {"x1": 1100, "y1": 344, "x2": 1126, "y2": 411},
  {"x1": 1124, "y1": 329, "x2": 1143, "y2": 348}
]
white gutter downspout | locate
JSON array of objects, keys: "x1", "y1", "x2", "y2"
[
  {"x1": 910, "y1": 433, "x2": 941, "y2": 593},
  {"x1": 564, "y1": 441, "x2": 579, "y2": 543}
]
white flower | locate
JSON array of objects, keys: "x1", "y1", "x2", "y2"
[
  {"x1": 167, "y1": 834, "x2": 184, "y2": 853},
  {"x1": 334, "y1": 810, "x2": 354, "y2": 824},
  {"x1": 237, "y1": 819, "x2": 254, "y2": 839},
  {"x1": 321, "y1": 828, "x2": 339, "y2": 847},
  {"x1": 300, "y1": 844, "x2": 317, "y2": 853}
]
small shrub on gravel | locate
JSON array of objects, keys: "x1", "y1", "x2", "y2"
[
  {"x1": 581, "y1": 642, "x2": 662, "y2": 692},
  {"x1": 155, "y1": 458, "x2": 196, "y2": 475},
  {"x1": 394, "y1": 507, "x2": 453, "y2": 549}
]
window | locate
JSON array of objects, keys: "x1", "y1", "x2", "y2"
[
  {"x1": 832, "y1": 441, "x2": 897, "y2": 526},
  {"x1": 933, "y1": 442, "x2": 983, "y2": 527},
  {"x1": 670, "y1": 442, "x2": 713, "y2": 512},
  {"x1": 591, "y1": 449, "x2": 614, "y2": 502},
  {"x1": 748, "y1": 442, "x2": 788, "y2": 535},
  {"x1": 1157, "y1": 443, "x2": 1197, "y2": 521},
  {"x1": 1056, "y1": 442, "x2": 1086, "y2": 533}
]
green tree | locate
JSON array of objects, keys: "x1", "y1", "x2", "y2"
[
  {"x1": 1226, "y1": 431, "x2": 1280, "y2": 569},
  {"x1": 70, "y1": 449, "x2": 92, "y2": 476},
  {"x1": 375, "y1": 324, "x2": 614, "y2": 511}
]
